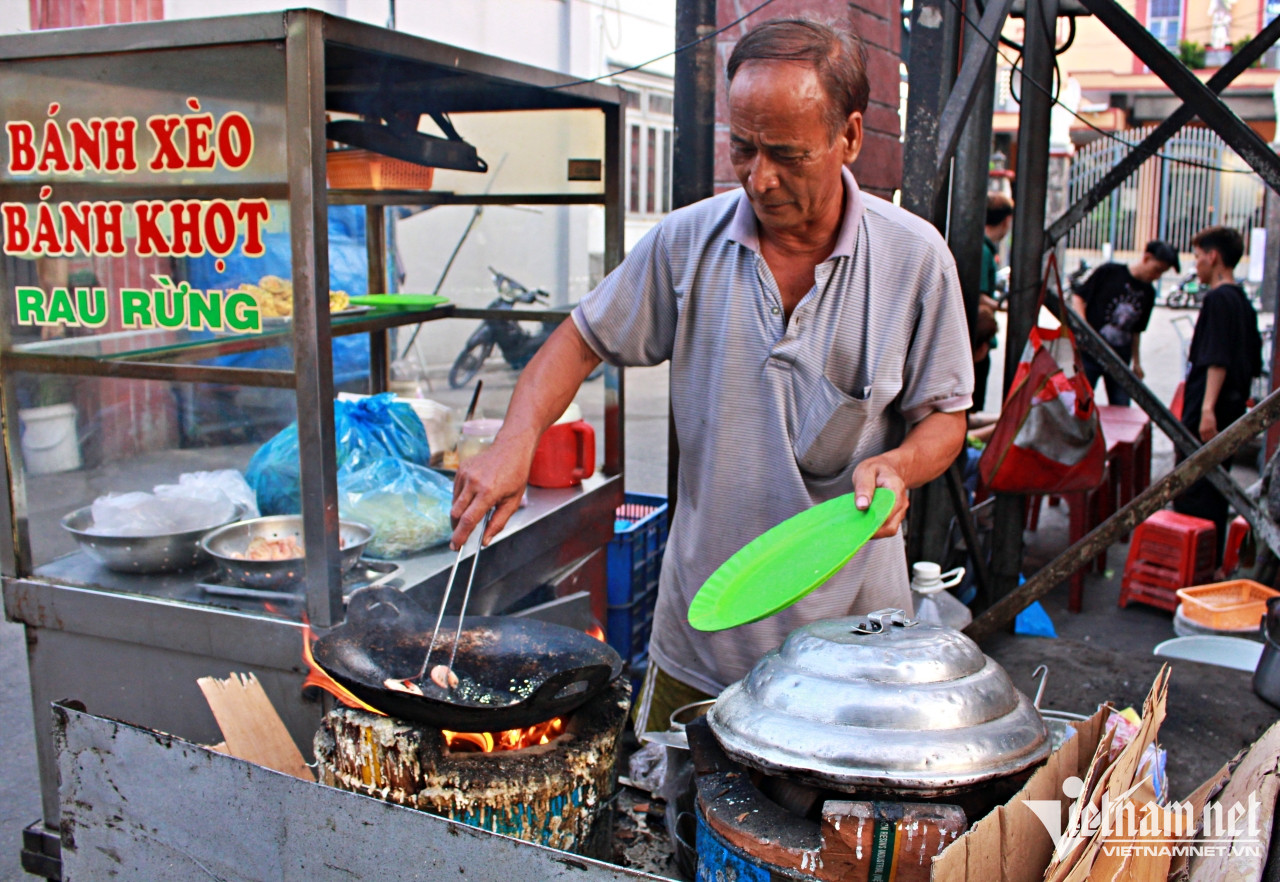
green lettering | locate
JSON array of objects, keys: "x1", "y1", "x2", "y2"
[
  {"x1": 119, "y1": 288, "x2": 154, "y2": 328},
  {"x1": 155, "y1": 286, "x2": 186, "y2": 329},
  {"x1": 15, "y1": 286, "x2": 46, "y2": 324},
  {"x1": 188, "y1": 287, "x2": 222, "y2": 331},
  {"x1": 76, "y1": 287, "x2": 108, "y2": 327},
  {"x1": 46, "y1": 287, "x2": 77, "y2": 325},
  {"x1": 224, "y1": 290, "x2": 259, "y2": 333}
]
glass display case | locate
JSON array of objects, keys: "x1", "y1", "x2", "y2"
[{"x1": 0, "y1": 10, "x2": 625, "y2": 855}]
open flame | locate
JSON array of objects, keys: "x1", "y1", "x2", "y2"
[
  {"x1": 442, "y1": 717, "x2": 566, "y2": 753},
  {"x1": 301, "y1": 620, "x2": 387, "y2": 716}
]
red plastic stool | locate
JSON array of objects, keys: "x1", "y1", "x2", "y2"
[
  {"x1": 1119, "y1": 510, "x2": 1217, "y2": 612},
  {"x1": 1128, "y1": 510, "x2": 1217, "y2": 575},
  {"x1": 1222, "y1": 516, "x2": 1251, "y2": 576}
]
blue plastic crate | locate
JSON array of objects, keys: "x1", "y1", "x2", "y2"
[{"x1": 606, "y1": 493, "x2": 668, "y2": 666}]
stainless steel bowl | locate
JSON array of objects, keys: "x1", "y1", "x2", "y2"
[
  {"x1": 61, "y1": 505, "x2": 243, "y2": 574},
  {"x1": 200, "y1": 515, "x2": 373, "y2": 589}
]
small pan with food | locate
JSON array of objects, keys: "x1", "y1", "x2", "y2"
[{"x1": 310, "y1": 586, "x2": 623, "y2": 731}]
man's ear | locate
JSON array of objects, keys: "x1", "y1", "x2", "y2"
[{"x1": 843, "y1": 112, "x2": 864, "y2": 165}]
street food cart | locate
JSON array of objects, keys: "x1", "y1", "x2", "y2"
[{"x1": 0, "y1": 10, "x2": 626, "y2": 874}]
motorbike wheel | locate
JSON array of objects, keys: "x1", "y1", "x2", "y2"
[{"x1": 449, "y1": 340, "x2": 494, "y2": 389}]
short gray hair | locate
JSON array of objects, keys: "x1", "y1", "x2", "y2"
[{"x1": 726, "y1": 18, "x2": 870, "y2": 140}]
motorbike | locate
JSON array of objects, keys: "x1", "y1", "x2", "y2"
[
  {"x1": 448, "y1": 267, "x2": 601, "y2": 389},
  {"x1": 1164, "y1": 272, "x2": 1205, "y2": 309}
]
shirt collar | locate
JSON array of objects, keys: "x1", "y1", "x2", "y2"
[{"x1": 727, "y1": 165, "x2": 865, "y2": 259}]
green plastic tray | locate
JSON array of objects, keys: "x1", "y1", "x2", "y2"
[
  {"x1": 687, "y1": 488, "x2": 895, "y2": 632},
  {"x1": 347, "y1": 294, "x2": 450, "y2": 310}
]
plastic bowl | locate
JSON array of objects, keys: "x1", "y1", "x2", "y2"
[
  {"x1": 61, "y1": 504, "x2": 243, "y2": 574},
  {"x1": 200, "y1": 515, "x2": 372, "y2": 589}
]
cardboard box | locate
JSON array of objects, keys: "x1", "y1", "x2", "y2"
[
  {"x1": 930, "y1": 709, "x2": 1108, "y2": 881},
  {"x1": 932, "y1": 668, "x2": 1280, "y2": 882}
]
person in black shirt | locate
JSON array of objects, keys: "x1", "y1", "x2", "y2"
[
  {"x1": 1173, "y1": 225, "x2": 1263, "y2": 561},
  {"x1": 1070, "y1": 239, "x2": 1180, "y2": 406}
]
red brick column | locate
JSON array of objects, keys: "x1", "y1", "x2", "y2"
[{"x1": 714, "y1": 0, "x2": 904, "y2": 199}]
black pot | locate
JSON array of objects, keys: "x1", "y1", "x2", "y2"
[{"x1": 1251, "y1": 597, "x2": 1280, "y2": 707}]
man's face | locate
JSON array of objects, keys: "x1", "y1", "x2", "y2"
[
  {"x1": 1193, "y1": 246, "x2": 1218, "y2": 285},
  {"x1": 728, "y1": 60, "x2": 862, "y2": 239},
  {"x1": 1133, "y1": 253, "x2": 1172, "y2": 283}
]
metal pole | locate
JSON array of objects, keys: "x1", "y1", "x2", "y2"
[
  {"x1": 907, "y1": 5, "x2": 996, "y2": 567},
  {"x1": 966, "y1": 384, "x2": 1280, "y2": 643},
  {"x1": 669, "y1": 0, "x2": 717, "y2": 507},
  {"x1": 948, "y1": 12, "x2": 998, "y2": 352},
  {"x1": 286, "y1": 11, "x2": 343, "y2": 628},
  {"x1": 989, "y1": 0, "x2": 1058, "y2": 605},
  {"x1": 902, "y1": 0, "x2": 962, "y2": 226},
  {"x1": 365, "y1": 205, "x2": 389, "y2": 393},
  {"x1": 1266, "y1": 181, "x2": 1280, "y2": 460},
  {"x1": 902, "y1": 0, "x2": 963, "y2": 562}
]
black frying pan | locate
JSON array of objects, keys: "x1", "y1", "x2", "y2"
[{"x1": 311, "y1": 586, "x2": 622, "y2": 731}]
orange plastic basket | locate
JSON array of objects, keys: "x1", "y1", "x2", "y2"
[
  {"x1": 326, "y1": 149, "x2": 435, "y2": 190},
  {"x1": 1176, "y1": 579, "x2": 1280, "y2": 631}
]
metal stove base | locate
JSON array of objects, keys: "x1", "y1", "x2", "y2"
[
  {"x1": 20, "y1": 821, "x2": 60, "y2": 880},
  {"x1": 50, "y1": 701, "x2": 669, "y2": 881}
]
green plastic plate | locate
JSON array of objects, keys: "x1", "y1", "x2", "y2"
[
  {"x1": 687, "y1": 488, "x2": 896, "y2": 632},
  {"x1": 348, "y1": 294, "x2": 450, "y2": 310}
]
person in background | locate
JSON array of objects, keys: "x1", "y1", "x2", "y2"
[
  {"x1": 1174, "y1": 226, "x2": 1262, "y2": 562},
  {"x1": 973, "y1": 193, "x2": 1013, "y2": 412},
  {"x1": 1070, "y1": 240, "x2": 1179, "y2": 405},
  {"x1": 448, "y1": 17, "x2": 973, "y2": 734}
]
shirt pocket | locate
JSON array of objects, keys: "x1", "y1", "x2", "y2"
[{"x1": 793, "y1": 373, "x2": 876, "y2": 478}]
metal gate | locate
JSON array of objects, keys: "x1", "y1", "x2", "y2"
[{"x1": 1066, "y1": 125, "x2": 1266, "y2": 252}]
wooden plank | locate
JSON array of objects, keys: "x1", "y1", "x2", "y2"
[{"x1": 198, "y1": 672, "x2": 314, "y2": 782}]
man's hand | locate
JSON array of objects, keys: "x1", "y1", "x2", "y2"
[
  {"x1": 852, "y1": 454, "x2": 910, "y2": 538},
  {"x1": 1199, "y1": 366, "x2": 1227, "y2": 444},
  {"x1": 447, "y1": 319, "x2": 602, "y2": 550},
  {"x1": 850, "y1": 409, "x2": 966, "y2": 540},
  {"x1": 1199, "y1": 410, "x2": 1218, "y2": 444},
  {"x1": 1132, "y1": 363, "x2": 1145, "y2": 381},
  {"x1": 450, "y1": 437, "x2": 535, "y2": 549}
]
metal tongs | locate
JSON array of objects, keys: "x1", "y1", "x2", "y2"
[{"x1": 415, "y1": 510, "x2": 493, "y2": 690}]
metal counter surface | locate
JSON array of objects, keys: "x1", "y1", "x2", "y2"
[{"x1": 24, "y1": 473, "x2": 620, "y2": 618}]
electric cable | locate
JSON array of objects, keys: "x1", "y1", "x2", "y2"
[{"x1": 550, "y1": 0, "x2": 781, "y2": 89}]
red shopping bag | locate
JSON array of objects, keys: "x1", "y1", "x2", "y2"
[{"x1": 978, "y1": 256, "x2": 1106, "y2": 495}]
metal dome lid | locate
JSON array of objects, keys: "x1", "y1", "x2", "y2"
[{"x1": 707, "y1": 609, "x2": 1050, "y2": 795}]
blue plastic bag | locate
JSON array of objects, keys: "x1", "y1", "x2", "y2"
[
  {"x1": 1014, "y1": 600, "x2": 1058, "y2": 638},
  {"x1": 338, "y1": 456, "x2": 453, "y2": 557},
  {"x1": 246, "y1": 394, "x2": 431, "y2": 515}
]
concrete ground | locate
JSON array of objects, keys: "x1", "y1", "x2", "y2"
[{"x1": 0, "y1": 305, "x2": 1275, "y2": 879}]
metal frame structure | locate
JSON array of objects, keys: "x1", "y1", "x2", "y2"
[
  {"x1": 901, "y1": 0, "x2": 1280, "y2": 630},
  {"x1": 0, "y1": 11, "x2": 627, "y2": 872}
]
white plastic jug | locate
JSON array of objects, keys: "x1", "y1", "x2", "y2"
[{"x1": 910, "y1": 562, "x2": 971, "y2": 629}]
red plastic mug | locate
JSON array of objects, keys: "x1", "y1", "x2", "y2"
[{"x1": 528, "y1": 420, "x2": 596, "y2": 488}]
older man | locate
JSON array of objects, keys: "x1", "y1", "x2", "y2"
[{"x1": 450, "y1": 18, "x2": 973, "y2": 731}]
